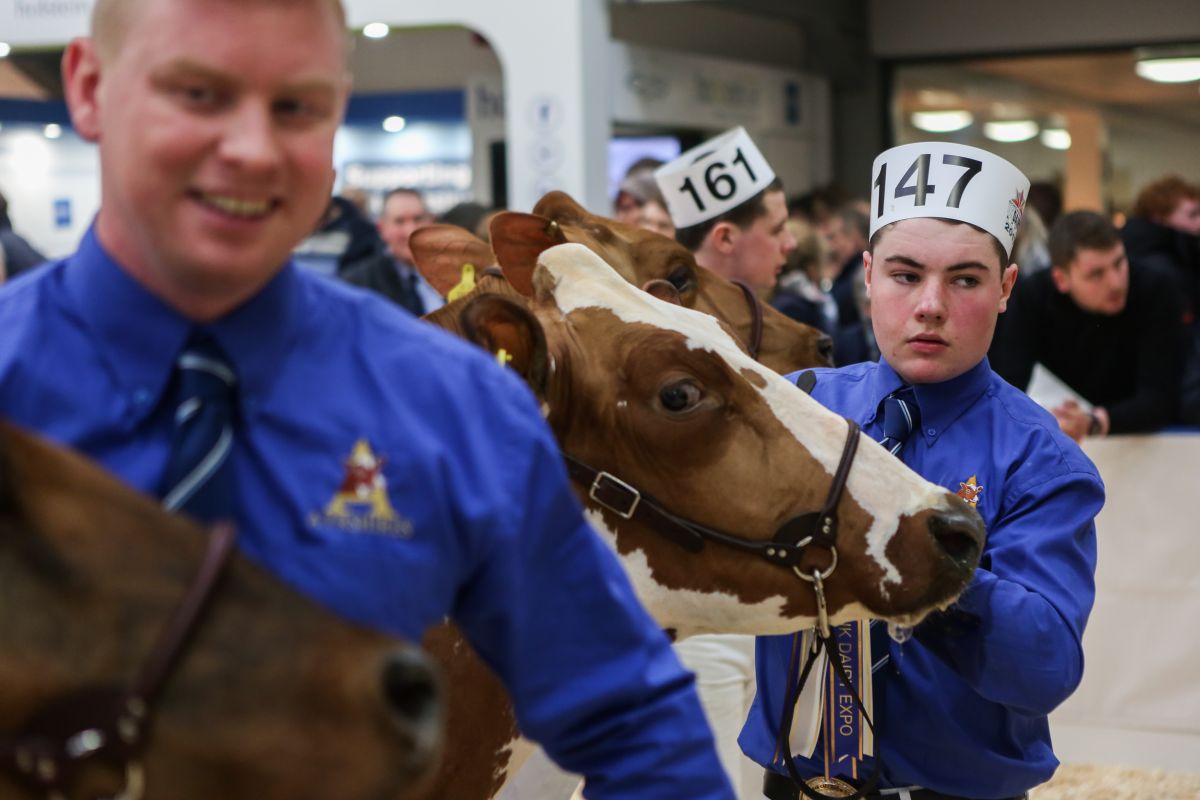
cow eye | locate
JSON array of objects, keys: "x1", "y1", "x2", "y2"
[
  {"x1": 666, "y1": 265, "x2": 695, "y2": 293},
  {"x1": 659, "y1": 380, "x2": 702, "y2": 413}
]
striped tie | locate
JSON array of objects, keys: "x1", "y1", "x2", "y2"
[
  {"x1": 878, "y1": 387, "x2": 919, "y2": 456},
  {"x1": 161, "y1": 336, "x2": 237, "y2": 522}
]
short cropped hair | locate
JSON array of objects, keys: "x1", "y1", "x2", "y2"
[
  {"x1": 1131, "y1": 176, "x2": 1200, "y2": 222},
  {"x1": 675, "y1": 177, "x2": 784, "y2": 252},
  {"x1": 1048, "y1": 211, "x2": 1121, "y2": 270},
  {"x1": 92, "y1": 0, "x2": 348, "y2": 61}
]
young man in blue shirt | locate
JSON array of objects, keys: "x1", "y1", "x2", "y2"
[
  {"x1": 0, "y1": 0, "x2": 733, "y2": 796},
  {"x1": 741, "y1": 143, "x2": 1103, "y2": 800}
]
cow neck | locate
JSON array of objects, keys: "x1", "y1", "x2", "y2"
[
  {"x1": 561, "y1": 415, "x2": 860, "y2": 634},
  {"x1": 0, "y1": 523, "x2": 238, "y2": 800}
]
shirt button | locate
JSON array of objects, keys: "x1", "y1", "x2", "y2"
[
  {"x1": 926, "y1": 428, "x2": 936, "y2": 436},
  {"x1": 133, "y1": 389, "x2": 152, "y2": 407}
]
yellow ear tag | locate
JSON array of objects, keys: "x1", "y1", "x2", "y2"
[
  {"x1": 445, "y1": 263, "x2": 477, "y2": 303},
  {"x1": 495, "y1": 348, "x2": 514, "y2": 368}
]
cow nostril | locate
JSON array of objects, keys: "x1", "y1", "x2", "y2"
[
  {"x1": 929, "y1": 508, "x2": 985, "y2": 567},
  {"x1": 817, "y1": 335, "x2": 835, "y2": 366},
  {"x1": 381, "y1": 649, "x2": 440, "y2": 729}
]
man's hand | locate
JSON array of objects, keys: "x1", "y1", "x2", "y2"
[{"x1": 1051, "y1": 400, "x2": 1108, "y2": 441}]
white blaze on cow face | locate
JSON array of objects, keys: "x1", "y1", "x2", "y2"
[{"x1": 536, "y1": 243, "x2": 951, "y2": 592}]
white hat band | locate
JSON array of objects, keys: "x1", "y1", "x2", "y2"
[
  {"x1": 654, "y1": 126, "x2": 776, "y2": 229},
  {"x1": 869, "y1": 142, "x2": 1030, "y2": 258}
]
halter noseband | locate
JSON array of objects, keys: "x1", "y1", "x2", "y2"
[{"x1": 0, "y1": 524, "x2": 238, "y2": 800}]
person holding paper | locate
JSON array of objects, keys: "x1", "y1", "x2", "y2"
[
  {"x1": 989, "y1": 210, "x2": 1185, "y2": 440},
  {"x1": 741, "y1": 143, "x2": 1103, "y2": 800}
]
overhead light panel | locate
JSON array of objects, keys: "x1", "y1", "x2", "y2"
[
  {"x1": 362, "y1": 22, "x2": 390, "y2": 39},
  {"x1": 1040, "y1": 128, "x2": 1071, "y2": 150},
  {"x1": 43, "y1": 124, "x2": 63, "y2": 139},
  {"x1": 382, "y1": 115, "x2": 407, "y2": 133},
  {"x1": 0, "y1": 42, "x2": 12, "y2": 58},
  {"x1": 911, "y1": 110, "x2": 974, "y2": 133},
  {"x1": 1135, "y1": 56, "x2": 1200, "y2": 83},
  {"x1": 983, "y1": 120, "x2": 1038, "y2": 143}
]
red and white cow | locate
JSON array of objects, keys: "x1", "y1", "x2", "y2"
[{"x1": 413, "y1": 243, "x2": 985, "y2": 799}]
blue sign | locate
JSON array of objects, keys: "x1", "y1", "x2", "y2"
[{"x1": 53, "y1": 197, "x2": 71, "y2": 229}]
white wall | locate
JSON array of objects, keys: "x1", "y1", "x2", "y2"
[{"x1": 0, "y1": 126, "x2": 98, "y2": 259}]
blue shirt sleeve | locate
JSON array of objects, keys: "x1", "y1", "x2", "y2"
[
  {"x1": 447, "y1": 366, "x2": 735, "y2": 799},
  {"x1": 916, "y1": 467, "x2": 1102, "y2": 715}
]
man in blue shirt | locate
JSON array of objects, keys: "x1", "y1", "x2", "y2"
[
  {"x1": 741, "y1": 143, "x2": 1103, "y2": 799},
  {"x1": 0, "y1": 0, "x2": 733, "y2": 797}
]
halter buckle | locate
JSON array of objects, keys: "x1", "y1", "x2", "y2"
[{"x1": 588, "y1": 471, "x2": 642, "y2": 520}]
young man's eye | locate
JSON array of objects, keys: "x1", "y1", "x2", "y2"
[{"x1": 955, "y1": 276, "x2": 980, "y2": 288}]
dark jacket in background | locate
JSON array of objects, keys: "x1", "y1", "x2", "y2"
[{"x1": 989, "y1": 263, "x2": 1184, "y2": 434}]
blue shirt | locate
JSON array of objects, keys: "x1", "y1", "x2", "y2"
[
  {"x1": 740, "y1": 358, "x2": 1103, "y2": 798},
  {"x1": 0, "y1": 228, "x2": 734, "y2": 800}
]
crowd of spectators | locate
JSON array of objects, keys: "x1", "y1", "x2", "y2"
[{"x1": 767, "y1": 175, "x2": 1200, "y2": 440}]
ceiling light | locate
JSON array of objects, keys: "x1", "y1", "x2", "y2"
[
  {"x1": 910, "y1": 110, "x2": 974, "y2": 133},
  {"x1": 983, "y1": 120, "x2": 1038, "y2": 143},
  {"x1": 1135, "y1": 56, "x2": 1200, "y2": 83},
  {"x1": 362, "y1": 22, "x2": 390, "y2": 39},
  {"x1": 0, "y1": 42, "x2": 12, "y2": 58},
  {"x1": 43, "y1": 124, "x2": 63, "y2": 140},
  {"x1": 382, "y1": 115, "x2": 407, "y2": 133},
  {"x1": 1040, "y1": 128, "x2": 1071, "y2": 150}
]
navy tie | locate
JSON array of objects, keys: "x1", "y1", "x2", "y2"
[
  {"x1": 161, "y1": 336, "x2": 237, "y2": 522},
  {"x1": 878, "y1": 387, "x2": 920, "y2": 456}
]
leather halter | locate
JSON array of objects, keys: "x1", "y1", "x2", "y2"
[
  {"x1": 0, "y1": 524, "x2": 238, "y2": 800},
  {"x1": 564, "y1": 417, "x2": 861, "y2": 619},
  {"x1": 731, "y1": 280, "x2": 765, "y2": 361}
]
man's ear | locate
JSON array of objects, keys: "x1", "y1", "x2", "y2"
[
  {"x1": 998, "y1": 263, "x2": 1019, "y2": 313},
  {"x1": 709, "y1": 221, "x2": 738, "y2": 255},
  {"x1": 1050, "y1": 265, "x2": 1071, "y2": 295},
  {"x1": 862, "y1": 250, "x2": 873, "y2": 298},
  {"x1": 62, "y1": 38, "x2": 103, "y2": 142}
]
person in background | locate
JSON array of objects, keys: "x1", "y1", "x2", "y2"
[
  {"x1": 652, "y1": 126, "x2": 795, "y2": 800},
  {"x1": 990, "y1": 210, "x2": 1184, "y2": 440},
  {"x1": 341, "y1": 187, "x2": 443, "y2": 314},
  {"x1": 0, "y1": 0, "x2": 735, "y2": 796},
  {"x1": 745, "y1": 141, "x2": 1101, "y2": 800},
  {"x1": 618, "y1": 169, "x2": 675, "y2": 239},
  {"x1": 292, "y1": 192, "x2": 383, "y2": 278},
  {"x1": 819, "y1": 204, "x2": 870, "y2": 333},
  {"x1": 613, "y1": 157, "x2": 665, "y2": 225},
  {"x1": 0, "y1": 187, "x2": 48, "y2": 281},
  {"x1": 770, "y1": 217, "x2": 836, "y2": 334}
]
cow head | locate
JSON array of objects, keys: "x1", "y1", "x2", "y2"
[
  {"x1": 452, "y1": 243, "x2": 984, "y2": 638},
  {"x1": 0, "y1": 423, "x2": 442, "y2": 800},
  {"x1": 409, "y1": 191, "x2": 834, "y2": 374}
]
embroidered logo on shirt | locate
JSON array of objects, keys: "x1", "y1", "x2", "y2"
[
  {"x1": 307, "y1": 439, "x2": 413, "y2": 537},
  {"x1": 956, "y1": 475, "x2": 983, "y2": 508}
]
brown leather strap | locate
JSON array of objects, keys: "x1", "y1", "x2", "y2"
[
  {"x1": 733, "y1": 279, "x2": 765, "y2": 361},
  {"x1": 0, "y1": 523, "x2": 237, "y2": 799},
  {"x1": 561, "y1": 418, "x2": 860, "y2": 569}
]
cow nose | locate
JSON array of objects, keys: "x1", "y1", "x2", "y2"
[
  {"x1": 381, "y1": 647, "x2": 442, "y2": 746},
  {"x1": 816, "y1": 334, "x2": 835, "y2": 366},
  {"x1": 928, "y1": 503, "x2": 986, "y2": 568}
]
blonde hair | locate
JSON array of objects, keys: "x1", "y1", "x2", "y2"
[{"x1": 91, "y1": 0, "x2": 348, "y2": 61}]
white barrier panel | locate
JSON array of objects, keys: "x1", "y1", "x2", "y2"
[{"x1": 1050, "y1": 433, "x2": 1200, "y2": 772}]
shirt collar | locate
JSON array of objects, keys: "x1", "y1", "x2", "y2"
[
  {"x1": 867, "y1": 357, "x2": 993, "y2": 443},
  {"x1": 63, "y1": 225, "x2": 303, "y2": 420}
]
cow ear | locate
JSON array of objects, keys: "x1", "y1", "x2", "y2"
[
  {"x1": 409, "y1": 225, "x2": 496, "y2": 298},
  {"x1": 531, "y1": 191, "x2": 587, "y2": 225},
  {"x1": 459, "y1": 294, "x2": 550, "y2": 397},
  {"x1": 641, "y1": 279, "x2": 682, "y2": 305},
  {"x1": 489, "y1": 212, "x2": 568, "y2": 297}
]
